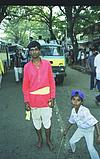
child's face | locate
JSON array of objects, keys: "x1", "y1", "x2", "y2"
[{"x1": 71, "y1": 95, "x2": 82, "y2": 109}]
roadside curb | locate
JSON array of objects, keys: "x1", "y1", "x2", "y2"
[{"x1": 69, "y1": 65, "x2": 90, "y2": 74}]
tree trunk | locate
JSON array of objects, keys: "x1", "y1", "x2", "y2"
[
  {"x1": 68, "y1": 23, "x2": 78, "y2": 64},
  {"x1": 0, "y1": 6, "x2": 8, "y2": 23},
  {"x1": 49, "y1": 28, "x2": 57, "y2": 42}
]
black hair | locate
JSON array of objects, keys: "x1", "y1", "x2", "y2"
[{"x1": 27, "y1": 41, "x2": 41, "y2": 50}]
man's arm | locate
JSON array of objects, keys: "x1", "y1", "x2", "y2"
[
  {"x1": 22, "y1": 65, "x2": 30, "y2": 108},
  {"x1": 48, "y1": 62, "x2": 56, "y2": 108}
]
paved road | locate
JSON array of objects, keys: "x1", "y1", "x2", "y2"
[{"x1": 0, "y1": 66, "x2": 100, "y2": 159}]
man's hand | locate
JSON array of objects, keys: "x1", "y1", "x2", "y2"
[
  {"x1": 25, "y1": 102, "x2": 31, "y2": 111},
  {"x1": 48, "y1": 98, "x2": 55, "y2": 108}
]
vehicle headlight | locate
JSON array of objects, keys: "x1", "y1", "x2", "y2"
[{"x1": 60, "y1": 67, "x2": 64, "y2": 71}]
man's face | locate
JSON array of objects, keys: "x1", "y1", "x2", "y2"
[{"x1": 29, "y1": 46, "x2": 40, "y2": 58}]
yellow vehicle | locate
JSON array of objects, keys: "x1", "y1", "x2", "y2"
[
  {"x1": 0, "y1": 40, "x2": 9, "y2": 72},
  {"x1": 40, "y1": 43, "x2": 66, "y2": 84}
]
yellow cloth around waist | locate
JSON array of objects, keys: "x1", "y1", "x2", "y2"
[{"x1": 30, "y1": 86, "x2": 50, "y2": 95}]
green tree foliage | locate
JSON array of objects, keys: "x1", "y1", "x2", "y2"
[
  {"x1": 2, "y1": 6, "x2": 60, "y2": 44},
  {"x1": 1, "y1": 5, "x2": 100, "y2": 54},
  {"x1": 59, "y1": 6, "x2": 92, "y2": 60},
  {"x1": 27, "y1": 6, "x2": 58, "y2": 41}
]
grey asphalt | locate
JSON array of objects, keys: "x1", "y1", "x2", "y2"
[{"x1": 0, "y1": 66, "x2": 100, "y2": 159}]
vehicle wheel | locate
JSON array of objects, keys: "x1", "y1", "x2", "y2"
[{"x1": 56, "y1": 76, "x2": 64, "y2": 84}]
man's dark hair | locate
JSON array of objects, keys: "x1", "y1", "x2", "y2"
[{"x1": 27, "y1": 41, "x2": 41, "y2": 50}]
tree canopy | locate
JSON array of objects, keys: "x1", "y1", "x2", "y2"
[{"x1": 0, "y1": 5, "x2": 100, "y2": 53}]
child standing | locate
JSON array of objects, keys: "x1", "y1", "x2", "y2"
[{"x1": 63, "y1": 89, "x2": 100, "y2": 159}]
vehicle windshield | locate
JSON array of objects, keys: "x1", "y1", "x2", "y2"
[
  {"x1": 41, "y1": 46, "x2": 64, "y2": 56},
  {"x1": 7, "y1": 44, "x2": 23, "y2": 54},
  {"x1": 8, "y1": 46, "x2": 17, "y2": 53}
]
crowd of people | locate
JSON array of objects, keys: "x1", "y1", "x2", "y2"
[
  {"x1": 85, "y1": 47, "x2": 100, "y2": 105},
  {"x1": 64, "y1": 46, "x2": 100, "y2": 105}
]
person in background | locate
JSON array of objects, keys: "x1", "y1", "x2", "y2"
[
  {"x1": 95, "y1": 94, "x2": 100, "y2": 106},
  {"x1": 89, "y1": 48, "x2": 93, "y2": 56},
  {"x1": 94, "y1": 51, "x2": 100, "y2": 92},
  {"x1": 13, "y1": 49, "x2": 23, "y2": 83},
  {"x1": 62, "y1": 89, "x2": 100, "y2": 159},
  {"x1": 37, "y1": 35, "x2": 45, "y2": 45},
  {"x1": 22, "y1": 41, "x2": 56, "y2": 151},
  {"x1": 67, "y1": 50, "x2": 74, "y2": 66},
  {"x1": 80, "y1": 49, "x2": 85, "y2": 67},
  {"x1": 87, "y1": 48, "x2": 98, "y2": 90},
  {"x1": 21, "y1": 49, "x2": 27, "y2": 68},
  {"x1": 0, "y1": 58, "x2": 4, "y2": 88},
  {"x1": 77, "y1": 48, "x2": 82, "y2": 65}
]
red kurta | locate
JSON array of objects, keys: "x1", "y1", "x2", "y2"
[{"x1": 22, "y1": 59, "x2": 56, "y2": 108}]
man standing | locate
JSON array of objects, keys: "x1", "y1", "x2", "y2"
[
  {"x1": 94, "y1": 51, "x2": 100, "y2": 92},
  {"x1": 22, "y1": 41, "x2": 56, "y2": 150},
  {"x1": 87, "y1": 49, "x2": 97, "y2": 90},
  {"x1": 13, "y1": 49, "x2": 23, "y2": 83},
  {"x1": 37, "y1": 35, "x2": 45, "y2": 45}
]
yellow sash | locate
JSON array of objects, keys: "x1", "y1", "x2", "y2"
[{"x1": 30, "y1": 86, "x2": 50, "y2": 95}]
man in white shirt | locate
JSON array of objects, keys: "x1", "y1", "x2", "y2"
[
  {"x1": 37, "y1": 35, "x2": 45, "y2": 45},
  {"x1": 94, "y1": 52, "x2": 100, "y2": 91}
]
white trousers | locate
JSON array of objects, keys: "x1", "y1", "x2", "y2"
[
  {"x1": 14, "y1": 67, "x2": 22, "y2": 82},
  {"x1": 31, "y1": 107, "x2": 52, "y2": 130},
  {"x1": 69, "y1": 126, "x2": 100, "y2": 159}
]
